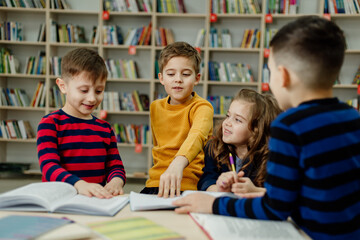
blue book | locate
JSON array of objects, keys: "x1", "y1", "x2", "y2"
[{"x1": 0, "y1": 215, "x2": 71, "y2": 239}]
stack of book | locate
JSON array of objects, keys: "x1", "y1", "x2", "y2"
[
  {"x1": 155, "y1": 27, "x2": 174, "y2": 46},
  {"x1": 266, "y1": 0, "x2": 298, "y2": 14},
  {"x1": 208, "y1": 61, "x2": 254, "y2": 82},
  {"x1": 0, "y1": 120, "x2": 35, "y2": 139},
  {"x1": 49, "y1": 21, "x2": 87, "y2": 43},
  {"x1": 0, "y1": 21, "x2": 23, "y2": 41},
  {"x1": 49, "y1": 0, "x2": 70, "y2": 9},
  {"x1": 113, "y1": 123, "x2": 149, "y2": 144},
  {"x1": 23, "y1": 51, "x2": 46, "y2": 75},
  {"x1": 194, "y1": 28, "x2": 206, "y2": 47},
  {"x1": 105, "y1": 59, "x2": 139, "y2": 79},
  {"x1": 264, "y1": 28, "x2": 278, "y2": 49},
  {"x1": 102, "y1": 91, "x2": 149, "y2": 112},
  {"x1": 209, "y1": 28, "x2": 232, "y2": 48},
  {"x1": 49, "y1": 56, "x2": 62, "y2": 76},
  {"x1": 0, "y1": 87, "x2": 30, "y2": 107},
  {"x1": 103, "y1": 0, "x2": 153, "y2": 12},
  {"x1": 0, "y1": 48, "x2": 17, "y2": 74},
  {"x1": 30, "y1": 81, "x2": 46, "y2": 107},
  {"x1": 157, "y1": 0, "x2": 187, "y2": 13},
  {"x1": 211, "y1": 0, "x2": 262, "y2": 14},
  {"x1": 324, "y1": 0, "x2": 360, "y2": 14},
  {"x1": 50, "y1": 85, "x2": 65, "y2": 109},
  {"x1": 0, "y1": 0, "x2": 45, "y2": 8},
  {"x1": 103, "y1": 25, "x2": 124, "y2": 45},
  {"x1": 207, "y1": 95, "x2": 233, "y2": 115},
  {"x1": 124, "y1": 22, "x2": 152, "y2": 46},
  {"x1": 240, "y1": 29, "x2": 260, "y2": 49}
]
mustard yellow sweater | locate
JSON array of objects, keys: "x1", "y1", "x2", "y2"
[{"x1": 146, "y1": 92, "x2": 214, "y2": 190}]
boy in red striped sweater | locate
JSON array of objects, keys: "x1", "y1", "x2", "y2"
[{"x1": 37, "y1": 48, "x2": 126, "y2": 198}]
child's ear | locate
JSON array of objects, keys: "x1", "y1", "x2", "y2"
[
  {"x1": 56, "y1": 78, "x2": 67, "y2": 94},
  {"x1": 278, "y1": 65, "x2": 291, "y2": 88},
  {"x1": 194, "y1": 73, "x2": 201, "y2": 85},
  {"x1": 158, "y1": 73, "x2": 164, "y2": 85}
]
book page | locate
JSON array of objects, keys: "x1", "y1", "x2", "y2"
[
  {"x1": 55, "y1": 195, "x2": 129, "y2": 216},
  {"x1": 0, "y1": 182, "x2": 77, "y2": 211},
  {"x1": 190, "y1": 213, "x2": 306, "y2": 240},
  {"x1": 129, "y1": 191, "x2": 182, "y2": 211},
  {"x1": 129, "y1": 191, "x2": 240, "y2": 211}
]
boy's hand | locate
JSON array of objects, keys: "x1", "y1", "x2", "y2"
[
  {"x1": 104, "y1": 177, "x2": 124, "y2": 196},
  {"x1": 216, "y1": 171, "x2": 238, "y2": 192},
  {"x1": 158, "y1": 156, "x2": 188, "y2": 198},
  {"x1": 173, "y1": 193, "x2": 215, "y2": 214},
  {"x1": 74, "y1": 180, "x2": 113, "y2": 199}
]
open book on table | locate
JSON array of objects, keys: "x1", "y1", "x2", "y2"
[
  {"x1": 190, "y1": 213, "x2": 306, "y2": 240},
  {"x1": 0, "y1": 182, "x2": 129, "y2": 216},
  {"x1": 130, "y1": 190, "x2": 239, "y2": 211}
]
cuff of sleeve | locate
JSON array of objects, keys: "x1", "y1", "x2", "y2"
[
  {"x1": 212, "y1": 197, "x2": 221, "y2": 214},
  {"x1": 66, "y1": 175, "x2": 81, "y2": 186}
]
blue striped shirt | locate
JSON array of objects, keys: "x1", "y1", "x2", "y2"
[{"x1": 213, "y1": 98, "x2": 360, "y2": 239}]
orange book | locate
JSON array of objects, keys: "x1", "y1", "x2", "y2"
[{"x1": 144, "y1": 22, "x2": 152, "y2": 45}]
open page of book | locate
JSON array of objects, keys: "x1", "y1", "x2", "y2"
[
  {"x1": 130, "y1": 191, "x2": 240, "y2": 211},
  {"x1": 0, "y1": 182, "x2": 76, "y2": 212},
  {"x1": 54, "y1": 195, "x2": 129, "y2": 216},
  {"x1": 190, "y1": 213, "x2": 306, "y2": 240},
  {"x1": 130, "y1": 191, "x2": 182, "y2": 211}
]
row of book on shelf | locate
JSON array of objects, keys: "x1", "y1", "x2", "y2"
[
  {"x1": 50, "y1": 21, "x2": 87, "y2": 44},
  {"x1": 211, "y1": 0, "x2": 262, "y2": 14},
  {"x1": 266, "y1": 0, "x2": 298, "y2": 14},
  {"x1": 207, "y1": 95, "x2": 233, "y2": 115},
  {"x1": 324, "y1": 0, "x2": 360, "y2": 14},
  {"x1": 0, "y1": 119, "x2": 35, "y2": 139},
  {"x1": 104, "y1": 0, "x2": 152, "y2": 12},
  {"x1": 105, "y1": 59, "x2": 139, "y2": 79},
  {"x1": 0, "y1": 48, "x2": 46, "y2": 75},
  {"x1": 0, "y1": 21, "x2": 23, "y2": 41},
  {"x1": 208, "y1": 61, "x2": 254, "y2": 82},
  {"x1": 113, "y1": 123, "x2": 149, "y2": 144},
  {"x1": 156, "y1": 0, "x2": 187, "y2": 13},
  {"x1": 0, "y1": 0, "x2": 45, "y2": 8},
  {"x1": 0, "y1": 0, "x2": 69, "y2": 8},
  {"x1": 102, "y1": 90, "x2": 149, "y2": 112}
]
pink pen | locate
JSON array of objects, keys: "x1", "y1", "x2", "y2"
[{"x1": 229, "y1": 153, "x2": 236, "y2": 172}]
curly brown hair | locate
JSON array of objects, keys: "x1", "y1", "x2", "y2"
[{"x1": 208, "y1": 89, "x2": 282, "y2": 187}]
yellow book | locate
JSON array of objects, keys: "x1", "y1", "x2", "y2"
[{"x1": 89, "y1": 216, "x2": 184, "y2": 240}]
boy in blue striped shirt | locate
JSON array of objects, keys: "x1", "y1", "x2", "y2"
[{"x1": 174, "y1": 16, "x2": 360, "y2": 239}]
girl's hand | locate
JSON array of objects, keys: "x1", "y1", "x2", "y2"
[{"x1": 216, "y1": 171, "x2": 238, "y2": 192}]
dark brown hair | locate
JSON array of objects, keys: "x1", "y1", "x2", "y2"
[
  {"x1": 158, "y1": 41, "x2": 201, "y2": 74},
  {"x1": 270, "y1": 16, "x2": 346, "y2": 89},
  {"x1": 61, "y1": 48, "x2": 107, "y2": 83},
  {"x1": 208, "y1": 89, "x2": 282, "y2": 187}
]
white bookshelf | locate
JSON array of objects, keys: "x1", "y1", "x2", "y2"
[{"x1": 0, "y1": 0, "x2": 359, "y2": 179}]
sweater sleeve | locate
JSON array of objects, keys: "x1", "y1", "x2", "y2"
[
  {"x1": 176, "y1": 102, "x2": 213, "y2": 162},
  {"x1": 37, "y1": 116, "x2": 80, "y2": 185},
  {"x1": 106, "y1": 127, "x2": 126, "y2": 184},
  {"x1": 212, "y1": 121, "x2": 301, "y2": 221},
  {"x1": 197, "y1": 143, "x2": 221, "y2": 190}
]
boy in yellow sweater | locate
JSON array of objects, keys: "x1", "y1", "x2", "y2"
[{"x1": 141, "y1": 42, "x2": 214, "y2": 198}]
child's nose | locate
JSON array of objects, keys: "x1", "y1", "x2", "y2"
[
  {"x1": 174, "y1": 73, "x2": 183, "y2": 82},
  {"x1": 87, "y1": 92, "x2": 96, "y2": 102}
]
